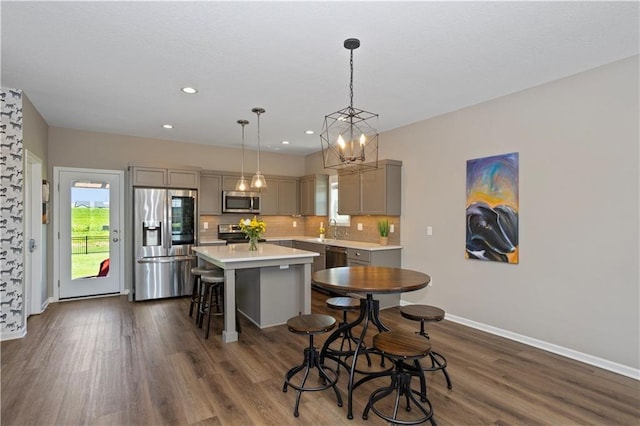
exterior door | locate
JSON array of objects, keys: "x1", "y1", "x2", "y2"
[{"x1": 55, "y1": 168, "x2": 124, "y2": 299}]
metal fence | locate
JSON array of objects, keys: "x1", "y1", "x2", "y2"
[{"x1": 71, "y1": 236, "x2": 110, "y2": 255}]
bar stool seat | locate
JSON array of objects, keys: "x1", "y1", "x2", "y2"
[
  {"x1": 283, "y1": 314, "x2": 342, "y2": 417},
  {"x1": 363, "y1": 331, "x2": 436, "y2": 425},
  {"x1": 400, "y1": 305, "x2": 452, "y2": 389}
]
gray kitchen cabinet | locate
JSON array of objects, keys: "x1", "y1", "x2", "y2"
[
  {"x1": 222, "y1": 174, "x2": 242, "y2": 192},
  {"x1": 293, "y1": 241, "x2": 325, "y2": 274},
  {"x1": 260, "y1": 176, "x2": 299, "y2": 215},
  {"x1": 347, "y1": 247, "x2": 401, "y2": 267},
  {"x1": 131, "y1": 166, "x2": 199, "y2": 189},
  {"x1": 347, "y1": 247, "x2": 401, "y2": 308},
  {"x1": 299, "y1": 174, "x2": 328, "y2": 216},
  {"x1": 338, "y1": 159, "x2": 402, "y2": 216},
  {"x1": 199, "y1": 173, "x2": 222, "y2": 214},
  {"x1": 337, "y1": 170, "x2": 360, "y2": 215}
]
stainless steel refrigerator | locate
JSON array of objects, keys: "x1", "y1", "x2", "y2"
[{"x1": 133, "y1": 188, "x2": 197, "y2": 300}]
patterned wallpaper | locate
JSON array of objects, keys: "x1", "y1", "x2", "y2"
[{"x1": 0, "y1": 88, "x2": 25, "y2": 338}]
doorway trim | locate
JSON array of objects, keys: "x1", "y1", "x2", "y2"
[
  {"x1": 52, "y1": 167, "x2": 126, "y2": 301},
  {"x1": 25, "y1": 150, "x2": 45, "y2": 316}
]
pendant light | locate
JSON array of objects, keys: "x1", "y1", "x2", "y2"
[
  {"x1": 235, "y1": 119, "x2": 250, "y2": 191},
  {"x1": 320, "y1": 38, "x2": 378, "y2": 171},
  {"x1": 250, "y1": 107, "x2": 267, "y2": 189}
]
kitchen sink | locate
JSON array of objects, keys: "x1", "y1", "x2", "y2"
[{"x1": 303, "y1": 237, "x2": 335, "y2": 243}]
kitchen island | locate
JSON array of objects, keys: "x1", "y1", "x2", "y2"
[{"x1": 192, "y1": 244, "x2": 319, "y2": 343}]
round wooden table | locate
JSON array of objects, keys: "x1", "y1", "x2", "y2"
[{"x1": 313, "y1": 266, "x2": 431, "y2": 419}]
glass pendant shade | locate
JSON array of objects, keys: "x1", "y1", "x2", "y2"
[
  {"x1": 251, "y1": 107, "x2": 267, "y2": 189},
  {"x1": 235, "y1": 119, "x2": 250, "y2": 191},
  {"x1": 250, "y1": 173, "x2": 267, "y2": 189},
  {"x1": 235, "y1": 177, "x2": 249, "y2": 192},
  {"x1": 321, "y1": 38, "x2": 378, "y2": 171}
]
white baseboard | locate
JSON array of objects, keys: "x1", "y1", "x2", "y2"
[
  {"x1": 1, "y1": 327, "x2": 27, "y2": 341},
  {"x1": 399, "y1": 301, "x2": 639, "y2": 380}
]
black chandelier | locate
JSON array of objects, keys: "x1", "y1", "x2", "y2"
[{"x1": 320, "y1": 38, "x2": 378, "y2": 170}]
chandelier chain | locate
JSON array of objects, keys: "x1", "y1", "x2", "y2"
[{"x1": 349, "y1": 48, "x2": 354, "y2": 111}]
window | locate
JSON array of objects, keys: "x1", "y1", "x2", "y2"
[{"x1": 328, "y1": 175, "x2": 350, "y2": 226}]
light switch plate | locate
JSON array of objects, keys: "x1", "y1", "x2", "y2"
[
  {"x1": 357, "y1": 223, "x2": 363, "y2": 231},
  {"x1": 203, "y1": 222, "x2": 208, "y2": 230},
  {"x1": 390, "y1": 224, "x2": 395, "y2": 233}
]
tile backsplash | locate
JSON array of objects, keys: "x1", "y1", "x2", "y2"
[{"x1": 199, "y1": 214, "x2": 400, "y2": 245}]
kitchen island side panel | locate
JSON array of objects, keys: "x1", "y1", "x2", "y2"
[{"x1": 236, "y1": 265, "x2": 305, "y2": 328}]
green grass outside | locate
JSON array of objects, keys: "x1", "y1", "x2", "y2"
[
  {"x1": 71, "y1": 207, "x2": 110, "y2": 280},
  {"x1": 72, "y1": 253, "x2": 110, "y2": 279}
]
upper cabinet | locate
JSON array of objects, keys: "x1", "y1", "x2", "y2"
[
  {"x1": 299, "y1": 174, "x2": 328, "y2": 216},
  {"x1": 131, "y1": 166, "x2": 199, "y2": 189},
  {"x1": 260, "y1": 176, "x2": 299, "y2": 215},
  {"x1": 338, "y1": 160, "x2": 402, "y2": 216},
  {"x1": 199, "y1": 173, "x2": 222, "y2": 215}
]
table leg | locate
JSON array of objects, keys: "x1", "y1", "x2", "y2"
[
  {"x1": 222, "y1": 268, "x2": 239, "y2": 343},
  {"x1": 320, "y1": 294, "x2": 393, "y2": 419}
]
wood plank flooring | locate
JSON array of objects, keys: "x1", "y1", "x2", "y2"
[{"x1": 2, "y1": 290, "x2": 639, "y2": 425}]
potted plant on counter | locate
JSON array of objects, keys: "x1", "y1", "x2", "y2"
[{"x1": 378, "y1": 219, "x2": 390, "y2": 246}]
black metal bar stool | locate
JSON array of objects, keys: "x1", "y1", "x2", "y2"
[
  {"x1": 325, "y1": 296, "x2": 372, "y2": 372},
  {"x1": 363, "y1": 331, "x2": 437, "y2": 425},
  {"x1": 400, "y1": 305, "x2": 453, "y2": 389},
  {"x1": 189, "y1": 266, "x2": 220, "y2": 324},
  {"x1": 199, "y1": 272, "x2": 225, "y2": 339},
  {"x1": 282, "y1": 314, "x2": 343, "y2": 417}
]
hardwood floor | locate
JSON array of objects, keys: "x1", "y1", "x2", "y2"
[{"x1": 2, "y1": 290, "x2": 639, "y2": 425}]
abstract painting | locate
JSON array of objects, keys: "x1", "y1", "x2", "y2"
[{"x1": 466, "y1": 152, "x2": 519, "y2": 264}]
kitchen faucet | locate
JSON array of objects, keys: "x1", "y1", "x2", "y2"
[{"x1": 329, "y1": 219, "x2": 337, "y2": 239}]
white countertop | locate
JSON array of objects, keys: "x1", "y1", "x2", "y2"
[
  {"x1": 198, "y1": 236, "x2": 402, "y2": 251},
  {"x1": 193, "y1": 244, "x2": 319, "y2": 264}
]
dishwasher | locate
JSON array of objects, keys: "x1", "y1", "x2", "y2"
[
  {"x1": 315, "y1": 245, "x2": 348, "y2": 296},
  {"x1": 325, "y1": 245, "x2": 347, "y2": 269}
]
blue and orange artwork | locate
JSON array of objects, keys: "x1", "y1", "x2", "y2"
[{"x1": 466, "y1": 152, "x2": 519, "y2": 264}]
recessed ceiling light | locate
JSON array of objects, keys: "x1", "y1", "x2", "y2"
[
  {"x1": 305, "y1": 130, "x2": 314, "y2": 135},
  {"x1": 162, "y1": 124, "x2": 173, "y2": 129},
  {"x1": 282, "y1": 140, "x2": 290, "y2": 145},
  {"x1": 181, "y1": 87, "x2": 198, "y2": 94}
]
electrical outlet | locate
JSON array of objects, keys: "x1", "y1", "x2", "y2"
[
  {"x1": 427, "y1": 226, "x2": 433, "y2": 236},
  {"x1": 293, "y1": 221, "x2": 297, "y2": 228},
  {"x1": 357, "y1": 223, "x2": 363, "y2": 231},
  {"x1": 203, "y1": 222, "x2": 208, "y2": 230},
  {"x1": 390, "y1": 224, "x2": 395, "y2": 233}
]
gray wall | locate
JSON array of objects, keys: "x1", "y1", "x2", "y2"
[{"x1": 379, "y1": 56, "x2": 639, "y2": 371}]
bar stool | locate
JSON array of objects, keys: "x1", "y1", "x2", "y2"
[
  {"x1": 282, "y1": 314, "x2": 342, "y2": 417},
  {"x1": 362, "y1": 331, "x2": 436, "y2": 425},
  {"x1": 189, "y1": 266, "x2": 220, "y2": 324},
  {"x1": 400, "y1": 305, "x2": 453, "y2": 389},
  {"x1": 199, "y1": 272, "x2": 225, "y2": 339},
  {"x1": 325, "y1": 297, "x2": 371, "y2": 371}
]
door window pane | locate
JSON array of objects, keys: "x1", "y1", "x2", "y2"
[{"x1": 70, "y1": 181, "x2": 110, "y2": 280}]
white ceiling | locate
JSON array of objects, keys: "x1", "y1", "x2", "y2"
[{"x1": 2, "y1": 1, "x2": 638, "y2": 156}]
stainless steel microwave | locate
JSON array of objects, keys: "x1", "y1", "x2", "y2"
[{"x1": 222, "y1": 191, "x2": 261, "y2": 213}]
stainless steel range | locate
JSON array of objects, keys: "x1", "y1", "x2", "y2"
[{"x1": 218, "y1": 224, "x2": 266, "y2": 244}]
